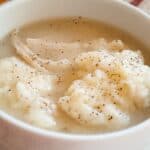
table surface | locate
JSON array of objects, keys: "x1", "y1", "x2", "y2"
[{"x1": 0, "y1": 0, "x2": 6, "y2": 4}]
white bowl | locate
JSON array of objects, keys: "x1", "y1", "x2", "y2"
[{"x1": 0, "y1": 0, "x2": 150, "y2": 150}]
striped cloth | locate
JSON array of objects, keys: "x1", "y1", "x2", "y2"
[{"x1": 123, "y1": 0, "x2": 150, "y2": 14}]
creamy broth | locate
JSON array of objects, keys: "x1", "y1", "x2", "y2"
[
  {"x1": 0, "y1": 17, "x2": 149, "y2": 134},
  {"x1": 0, "y1": 17, "x2": 150, "y2": 64}
]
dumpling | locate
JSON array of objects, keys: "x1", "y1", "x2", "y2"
[
  {"x1": 0, "y1": 57, "x2": 56, "y2": 128},
  {"x1": 59, "y1": 70, "x2": 130, "y2": 129}
]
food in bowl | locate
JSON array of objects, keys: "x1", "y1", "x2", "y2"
[{"x1": 0, "y1": 17, "x2": 149, "y2": 134}]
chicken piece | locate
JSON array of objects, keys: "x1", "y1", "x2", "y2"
[
  {"x1": 26, "y1": 38, "x2": 125, "y2": 61},
  {"x1": 11, "y1": 31, "x2": 72, "y2": 73}
]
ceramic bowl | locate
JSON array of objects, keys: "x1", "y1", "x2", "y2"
[{"x1": 0, "y1": 0, "x2": 150, "y2": 150}]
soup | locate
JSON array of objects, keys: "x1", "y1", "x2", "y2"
[{"x1": 0, "y1": 17, "x2": 149, "y2": 134}]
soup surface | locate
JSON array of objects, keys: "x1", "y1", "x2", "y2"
[{"x1": 0, "y1": 17, "x2": 149, "y2": 134}]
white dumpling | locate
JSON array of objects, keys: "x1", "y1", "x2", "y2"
[
  {"x1": 59, "y1": 70, "x2": 130, "y2": 129},
  {"x1": 0, "y1": 57, "x2": 56, "y2": 128}
]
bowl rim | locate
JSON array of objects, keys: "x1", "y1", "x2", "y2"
[{"x1": 0, "y1": 0, "x2": 149, "y2": 141}]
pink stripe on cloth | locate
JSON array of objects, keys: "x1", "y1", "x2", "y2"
[
  {"x1": 130, "y1": 0, "x2": 143, "y2": 6},
  {"x1": 123, "y1": 0, "x2": 150, "y2": 14}
]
